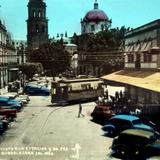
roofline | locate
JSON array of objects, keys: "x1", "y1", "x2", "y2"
[{"x1": 125, "y1": 19, "x2": 160, "y2": 38}]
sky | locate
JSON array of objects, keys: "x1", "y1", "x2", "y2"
[{"x1": 0, "y1": 0, "x2": 160, "y2": 40}]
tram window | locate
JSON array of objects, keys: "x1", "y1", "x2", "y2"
[
  {"x1": 68, "y1": 86, "x2": 72, "y2": 91},
  {"x1": 81, "y1": 84, "x2": 91, "y2": 90},
  {"x1": 52, "y1": 89, "x2": 56, "y2": 94}
]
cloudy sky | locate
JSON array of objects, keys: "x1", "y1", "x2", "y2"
[{"x1": 0, "y1": 0, "x2": 160, "y2": 40}]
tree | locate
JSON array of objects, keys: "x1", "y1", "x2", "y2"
[
  {"x1": 29, "y1": 42, "x2": 71, "y2": 76},
  {"x1": 71, "y1": 26, "x2": 131, "y2": 52},
  {"x1": 19, "y1": 63, "x2": 43, "y2": 80}
]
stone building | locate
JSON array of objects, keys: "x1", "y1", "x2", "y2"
[
  {"x1": 102, "y1": 19, "x2": 160, "y2": 116},
  {"x1": 12, "y1": 40, "x2": 27, "y2": 64},
  {"x1": 81, "y1": 0, "x2": 111, "y2": 34},
  {"x1": 124, "y1": 19, "x2": 160, "y2": 70},
  {"x1": 0, "y1": 20, "x2": 18, "y2": 87},
  {"x1": 27, "y1": 0, "x2": 48, "y2": 50},
  {"x1": 0, "y1": 20, "x2": 7, "y2": 88}
]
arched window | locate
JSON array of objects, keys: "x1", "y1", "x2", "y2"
[
  {"x1": 38, "y1": 10, "x2": 41, "y2": 17},
  {"x1": 83, "y1": 26, "x2": 86, "y2": 33},
  {"x1": 91, "y1": 25, "x2": 95, "y2": 31},
  {"x1": 35, "y1": 24, "x2": 39, "y2": 33},
  {"x1": 33, "y1": 10, "x2": 36, "y2": 17},
  {"x1": 101, "y1": 25, "x2": 104, "y2": 31},
  {"x1": 42, "y1": 25, "x2": 45, "y2": 33}
]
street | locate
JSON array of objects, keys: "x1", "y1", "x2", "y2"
[{"x1": 0, "y1": 96, "x2": 115, "y2": 160}]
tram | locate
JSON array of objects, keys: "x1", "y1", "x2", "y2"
[{"x1": 51, "y1": 78, "x2": 104, "y2": 104}]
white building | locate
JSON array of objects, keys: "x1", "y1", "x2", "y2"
[
  {"x1": 81, "y1": 0, "x2": 111, "y2": 34},
  {"x1": 11, "y1": 40, "x2": 27, "y2": 64},
  {"x1": 0, "y1": 20, "x2": 7, "y2": 88}
]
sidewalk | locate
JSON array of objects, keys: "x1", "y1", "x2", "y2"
[{"x1": 0, "y1": 86, "x2": 8, "y2": 95}]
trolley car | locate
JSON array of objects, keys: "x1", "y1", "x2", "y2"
[{"x1": 51, "y1": 78, "x2": 104, "y2": 104}]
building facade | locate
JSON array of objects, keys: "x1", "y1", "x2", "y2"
[
  {"x1": 78, "y1": 51, "x2": 124, "y2": 77},
  {"x1": 0, "y1": 20, "x2": 18, "y2": 87},
  {"x1": 12, "y1": 40, "x2": 27, "y2": 64},
  {"x1": 102, "y1": 19, "x2": 160, "y2": 116},
  {"x1": 81, "y1": 0, "x2": 111, "y2": 34},
  {"x1": 0, "y1": 20, "x2": 7, "y2": 88},
  {"x1": 124, "y1": 20, "x2": 160, "y2": 70},
  {"x1": 27, "y1": 0, "x2": 48, "y2": 50}
]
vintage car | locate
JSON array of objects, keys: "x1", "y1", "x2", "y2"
[
  {"x1": 0, "y1": 97, "x2": 23, "y2": 111},
  {"x1": 0, "y1": 109, "x2": 17, "y2": 122},
  {"x1": 111, "y1": 129, "x2": 160, "y2": 159},
  {"x1": 91, "y1": 104, "x2": 115, "y2": 123},
  {"x1": 2, "y1": 92, "x2": 30, "y2": 105},
  {"x1": 24, "y1": 85, "x2": 50, "y2": 96},
  {"x1": 0, "y1": 115, "x2": 10, "y2": 135},
  {"x1": 102, "y1": 114, "x2": 153, "y2": 137}
]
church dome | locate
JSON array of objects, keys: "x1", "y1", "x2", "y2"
[{"x1": 83, "y1": 1, "x2": 109, "y2": 22}]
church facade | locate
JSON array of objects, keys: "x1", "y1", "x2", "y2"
[
  {"x1": 26, "y1": 0, "x2": 49, "y2": 50},
  {"x1": 81, "y1": 0, "x2": 111, "y2": 34}
]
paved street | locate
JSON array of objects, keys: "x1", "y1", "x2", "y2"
[{"x1": 0, "y1": 96, "x2": 115, "y2": 160}]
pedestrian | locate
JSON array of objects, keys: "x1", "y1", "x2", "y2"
[
  {"x1": 98, "y1": 95, "x2": 103, "y2": 105},
  {"x1": 78, "y1": 103, "x2": 84, "y2": 118}
]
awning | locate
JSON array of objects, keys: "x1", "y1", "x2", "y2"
[
  {"x1": 141, "y1": 41, "x2": 152, "y2": 52},
  {"x1": 134, "y1": 44, "x2": 141, "y2": 52},
  {"x1": 101, "y1": 70, "x2": 160, "y2": 93},
  {"x1": 125, "y1": 46, "x2": 131, "y2": 52}
]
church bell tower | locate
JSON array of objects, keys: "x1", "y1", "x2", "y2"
[{"x1": 27, "y1": 0, "x2": 48, "y2": 50}]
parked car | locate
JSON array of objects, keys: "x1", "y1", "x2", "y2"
[
  {"x1": 0, "y1": 120, "x2": 4, "y2": 135},
  {"x1": 102, "y1": 114, "x2": 153, "y2": 137},
  {"x1": 2, "y1": 92, "x2": 30, "y2": 105},
  {"x1": 1, "y1": 92, "x2": 17, "y2": 99},
  {"x1": 0, "y1": 97, "x2": 23, "y2": 111},
  {"x1": 91, "y1": 104, "x2": 115, "y2": 123},
  {"x1": 24, "y1": 85, "x2": 50, "y2": 96},
  {"x1": 0, "y1": 116, "x2": 9, "y2": 131},
  {"x1": 0, "y1": 109, "x2": 17, "y2": 122},
  {"x1": 111, "y1": 129, "x2": 160, "y2": 159}
]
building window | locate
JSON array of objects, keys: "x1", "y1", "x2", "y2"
[
  {"x1": 35, "y1": 24, "x2": 39, "y2": 33},
  {"x1": 83, "y1": 26, "x2": 86, "y2": 33},
  {"x1": 42, "y1": 25, "x2": 45, "y2": 33},
  {"x1": 143, "y1": 53, "x2": 152, "y2": 62},
  {"x1": 101, "y1": 25, "x2": 104, "y2": 31},
  {"x1": 91, "y1": 25, "x2": 95, "y2": 31},
  {"x1": 38, "y1": 10, "x2": 41, "y2": 17},
  {"x1": 128, "y1": 54, "x2": 134, "y2": 63},
  {"x1": 33, "y1": 10, "x2": 36, "y2": 17}
]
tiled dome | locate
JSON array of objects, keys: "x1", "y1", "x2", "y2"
[
  {"x1": 84, "y1": 9, "x2": 108, "y2": 22},
  {"x1": 83, "y1": 1, "x2": 109, "y2": 22}
]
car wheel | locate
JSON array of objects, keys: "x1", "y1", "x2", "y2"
[
  {"x1": 115, "y1": 145, "x2": 129, "y2": 158},
  {"x1": 106, "y1": 127, "x2": 115, "y2": 137}
]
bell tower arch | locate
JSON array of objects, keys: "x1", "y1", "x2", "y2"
[{"x1": 27, "y1": 0, "x2": 48, "y2": 50}]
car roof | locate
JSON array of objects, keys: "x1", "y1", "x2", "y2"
[
  {"x1": 121, "y1": 129, "x2": 154, "y2": 139},
  {"x1": 111, "y1": 114, "x2": 139, "y2": 121},
  {"x1": 0, "y1": 97, "x2": 9, "y2": 100}
]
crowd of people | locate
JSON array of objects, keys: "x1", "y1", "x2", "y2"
[
  {"x1": 8, "y1": 80, "x2": 21, "y2": 93},
  {"x1": 97, "y1": 89, "x2": 134, "y2": 114}
]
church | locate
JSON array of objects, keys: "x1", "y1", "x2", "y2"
[
  {"x1": 26, "y1": 0, "x2": 49, "y2": 50},
  {"x1": 81, "y1": 0, "x2": 111, "y2": 34}
]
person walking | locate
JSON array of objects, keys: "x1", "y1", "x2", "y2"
[{"x1": 78, "y1": 103, "x2": 84, "y2": 118}]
